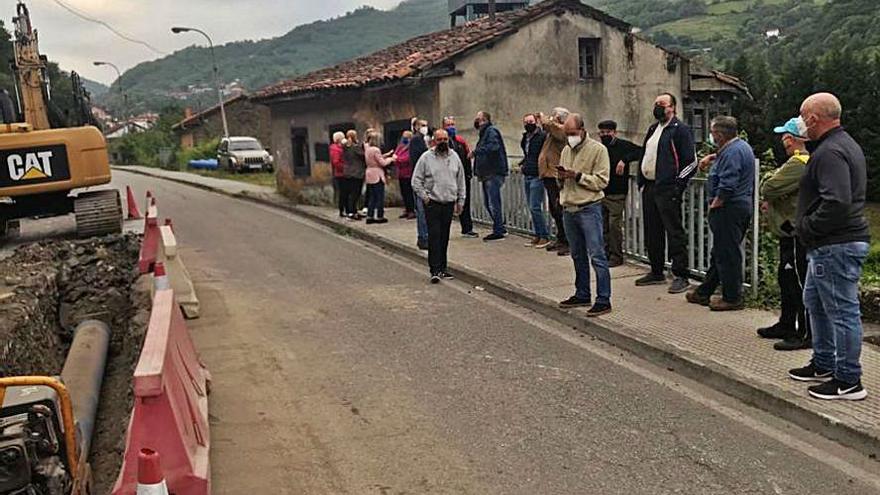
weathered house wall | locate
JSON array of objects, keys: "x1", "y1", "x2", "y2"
[
  {"x1": 439, "y1": 11, "x2": 684, "y2": 153},
  {"x1": 177, "y1": 98, "x2": 272, "y2": 150},
  {"x1": 268, "y1": 82, "x2": 439, "y2": 181}
]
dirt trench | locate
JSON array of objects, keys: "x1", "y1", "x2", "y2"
[{"x1": 0, "y1": 232, "x2": 149, "y2": 493}]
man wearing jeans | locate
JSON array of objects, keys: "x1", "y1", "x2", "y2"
[
  {"x1": 684, "y1": 116, "x2": 754, "y2": 312},
  {"x1": 472, "y1": 111, "x2": 509, "y2": 241},
  {"x1": 520, "y1": 113, "x2": 550, "y2": 248},
  {"x1": 556, "y1": 114, "x2": 612, "y2": 317},
  {"x1": 412, "y1": 129, "x2": 467, "y2": 284},
  {"x1": 788, "y1": 93, "x2": 871, "y2": 401}
]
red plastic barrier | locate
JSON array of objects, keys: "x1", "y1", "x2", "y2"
[
  {"x1": 139, "y1": 214, "x2": 160, "y2": 274},
  {"x1": 112, "y1": 289, "x2": 211, "y2": 495},
  {"x1": 126, "y1": 186, "x2": 143, "y2": 220}
]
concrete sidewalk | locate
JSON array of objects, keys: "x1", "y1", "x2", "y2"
[{"x1": 115, "y1": 165, "x2": 880, "y2": 459}]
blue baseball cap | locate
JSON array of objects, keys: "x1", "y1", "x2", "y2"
[{"x1": 773, "y1": 117, "x2": 804, "y2": 138}]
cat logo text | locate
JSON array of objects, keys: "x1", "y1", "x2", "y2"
[{"x1": 7, "y1": 151, "x2": 55, "y2": 181}]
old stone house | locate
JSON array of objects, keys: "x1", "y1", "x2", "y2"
[
  {"x1": 253, "y1": 0, "x2": 747, "y2": 181},
  {"x1": 172, "y1": 94, "x2": 271, "y2": 150}
]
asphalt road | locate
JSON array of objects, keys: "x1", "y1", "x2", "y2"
[{"x1": 112, "y1": 171, "x2": 880, "y2": 495}]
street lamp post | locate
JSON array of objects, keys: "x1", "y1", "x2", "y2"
[
  {"x1": 171, "y1": 26, "x2": 229, "y2": 139},
  {"x1": 93, "y1": 61, "x2": 127, "y2": 119}
]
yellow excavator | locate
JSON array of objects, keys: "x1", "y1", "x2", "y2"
[{"x1": 0, "y1": 1, "x2": 122, "y2": 239}]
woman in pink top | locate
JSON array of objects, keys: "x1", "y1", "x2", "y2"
[
  {"x1": 395, "y1": 131, "x2": 415, "y2": 219},
  {"x1": 364, "y1": 133, "x2": 396, "y2": 224}
]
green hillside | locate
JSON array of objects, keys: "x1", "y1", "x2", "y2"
[{"x1": 102, "y1": 0, "x2": 449, "y2": 114}]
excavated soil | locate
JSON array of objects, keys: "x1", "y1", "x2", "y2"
[{"x1": 0, "y1": 232, "x2": 148, "y2": 493}]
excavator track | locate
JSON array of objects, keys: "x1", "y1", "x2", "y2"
[{"x1": 74, "y1": 189, "x2": 123, "y2": 238}]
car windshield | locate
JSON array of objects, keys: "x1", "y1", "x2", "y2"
[{"x1": 229, "y1": 139, "x2": 263, "y2": 151}]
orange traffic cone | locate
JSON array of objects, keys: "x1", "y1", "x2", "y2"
[
  {"x1": 153, "y1": 262, "x2": 170, "y2": 291},
  {"x1": 136, "y1": 448, "x2": 169, "y2": 495},
  {"x1": 126, "y1": 186, "x2": 142, "y2": 219}
]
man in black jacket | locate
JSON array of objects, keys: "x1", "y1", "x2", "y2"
[
  {"x1": 788, "y1": 93, "x2": 871, "y2": 401},
  {"x1": 598, "y1": 120, "x2": 642, "y2": 266},
  {"x1": 521, "y1": 113, "x2": 550, "y2": 248},
  {"x1": 636, "y1": 93, "x2": 696, "y2": 294}
]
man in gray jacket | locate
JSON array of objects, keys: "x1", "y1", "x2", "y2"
[{"x1": 412, "y1": 129, "x2": 467, "y2": 284}]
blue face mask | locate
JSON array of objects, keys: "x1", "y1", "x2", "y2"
[
  {"x1": 402, "y1": 138, "x2": 410, "y2": 145},
  {"x1": 446, "y1": 126, "x2": 456, "y2": 138}
]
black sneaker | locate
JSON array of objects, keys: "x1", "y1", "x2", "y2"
[
  {"x1": 559, "y1": 296, "x2": 591, "y2": 308},
  {"x1": 789, "y1": 362, "x2": 833, "y2": 382},
  {"x1": 439, "y1": 272, "x2": 455, "y2": 280},
  {"x1": 366, "y1": 218, "x2": 378, "y2": 224},
  {"x1": 635, "y1": 273, "x2": 666, "y2": 286},
  {"x1": 430, "y1": 275, "x2": 441, "y2": 284},
  {"x1": 808, "y1": 379, "x2": 868, "y2": 401},
  {"x1": 375, "y1": 217, "x2": 389, "y2": 224},
  {"x1": 462, "y1": 232, "x2": 480, "y2": 238},
  {"x1": 774, "y1": 337, "x2": 811, "y2": 352},
  {"x1": 417, "y1": 240, "x2": 429, "y2": 251},
  {"x1": 586, "y1": 303, "x2": 612, "y2": 317},
  {"x1": 668, "y1": 277, "x2": 691, "y2": 294},
  {"x1": 483, "y1": 233, "x2": 506, "y2": 242},
  {"x1": 757, "y1": 323, "x2": 790, "y2": 340}
]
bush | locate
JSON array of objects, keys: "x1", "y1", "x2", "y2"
[{"x1": 177, "y1": 138, "x2": 220, "y2": 168}]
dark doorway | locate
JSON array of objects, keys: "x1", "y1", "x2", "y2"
[
  {"x1": 290, "y1": 127, "x2": 310, "y2": 177},
  {"x1": 383, "y1": 119, "x2": 412, "y2": 153}
]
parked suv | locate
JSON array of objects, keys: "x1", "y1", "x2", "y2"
[{"x1": 217, "y1": 137, "x2": 274, "y2": 173}]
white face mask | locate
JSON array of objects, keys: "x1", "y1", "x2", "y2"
[
  {"x1": 420, "y1": 127, "x2": 428, "y2": 136},
  {"x1": 795, "y1": 116, "x2": 808, "y2": 139},
  {"x1": 341, "y1": 139, "x2": 349, "y2": 146},
  {"x1": 567, "y1": 135, "x2": 583, "y2": 148}
]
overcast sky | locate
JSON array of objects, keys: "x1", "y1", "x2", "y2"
[{"x1": 21, "y1": 0, "x2": 402, "y2": 85}]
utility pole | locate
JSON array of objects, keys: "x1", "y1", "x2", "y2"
[
  {"x1": 488, "y1": 0, "x2": 496, "y2": 21},
  {"x1": 171, "y1": 26, "x2": 229, "y2": 139}
]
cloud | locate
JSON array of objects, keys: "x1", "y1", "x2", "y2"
[{"x1": 22, "y1": 0, "x2": 402, "y2": 84}]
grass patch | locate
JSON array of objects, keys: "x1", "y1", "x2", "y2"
[
  {"x1": 187, "y1": 168, "x2": 277, "y2": 188},
  {"x1": 650, "y1": 13, "x2": 748, "y2": 42}
]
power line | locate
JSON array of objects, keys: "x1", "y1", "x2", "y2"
[{"x1": 46, "y1": 0, "x2": 167, "y2": 56}]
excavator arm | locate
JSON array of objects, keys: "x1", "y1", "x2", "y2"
[{"x1": 11, "y1": 1, "x2": 51, "y2": 130}]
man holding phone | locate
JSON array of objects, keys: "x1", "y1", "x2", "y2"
[{"x1": 556, "y1": 114, "x2": 612, "y2": 317}]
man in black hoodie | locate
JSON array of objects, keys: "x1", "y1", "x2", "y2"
[
  {"x1": 788, "y1": 93, "x2": 871, "y2": 401},
  {"x1": 636, "y1": 93, "x2": 697, "y2": 294},
  {"x1": 598, "y1": 120, "x2": 642, "y2": 266}
]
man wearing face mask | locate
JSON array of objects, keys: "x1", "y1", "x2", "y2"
[
  {"x1": 636, "y1": 93, "x2": 697, "y2": 294},
  {"x1": 443, "y1": 116, "x2": 479, "y2": 238},
  {"x1": 788, "y1": 93, "x2": 871, "y2": 401},
  {"x1": 538, "y1": 107, "x2": 571, "y2": 256},
  {"x1": 472, "y1": 111, "x2": 509, "y2": 241},
  {"x1": 412, "y1": 129, "x2": 467, "y2": 284},
  {"x1": 410, "y1": 118, "x2": 431, "y2": 250},
  {"x1": 685, "y1": 116, "x2": 754, "y2": 312},
  {"x1": 756, "y1": 118, "x2": 811, "y2": 351},
  {"x1": 597, "y1": 120, "x2": 643, "y2": 267},
  {"x1": 556, "y1": 114, "x2": 612, "y2": 317},
  {"x1": 521, "y1": 113, "x2": 550, "y2": 248}
]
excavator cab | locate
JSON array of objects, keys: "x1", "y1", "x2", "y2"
[{"x1": 0, "y1": 2, "x2": 122, "y2": 239}]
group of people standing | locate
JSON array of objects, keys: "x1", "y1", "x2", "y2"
[{"x1": 330, "y1": 90, "x2": 871, "y2": 401}]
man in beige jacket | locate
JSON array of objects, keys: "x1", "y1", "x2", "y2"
[{"x1": 556, "y1": 114, "x2": 612, "y2": 317}]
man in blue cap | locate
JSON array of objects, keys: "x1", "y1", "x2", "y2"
[{"x1": 757, "y1": 117, "x2": 811, "y2": 351}]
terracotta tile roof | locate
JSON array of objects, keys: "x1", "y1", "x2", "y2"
[{"x1": 254, "y1": 0, "x2": 630, "y2": 101}]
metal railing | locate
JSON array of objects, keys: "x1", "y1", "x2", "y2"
[{"x1": 470, "y1": 160, "x2": 761, "y2": 294}]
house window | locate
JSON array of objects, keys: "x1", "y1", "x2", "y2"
[
  {"x1": 328, "y1": 122, "x2": 355, "y2": 142},
  {"x1": 383, "y1": 119, "x2": 413, "y2": 153},
  {"x1": 692, "y1": 109, "x2": 706, "y2": 144},
  {"x1": 578, "y1": 38, "x2": 601, "y2": 79}
]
